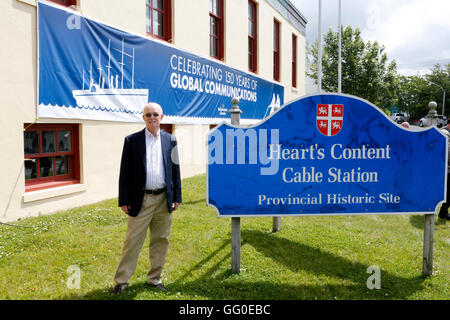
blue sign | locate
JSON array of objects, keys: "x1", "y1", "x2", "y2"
[
  {"x1": 207, "y1": 94, "x2": 447, "y2": 216},
  {"x1": 37, "y1": 1, "x2": 284, "y2": 123}
]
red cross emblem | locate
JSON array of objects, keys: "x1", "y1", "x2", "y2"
[{"x1": 316, "y1": 104, "x2": 344, "y2": 136}]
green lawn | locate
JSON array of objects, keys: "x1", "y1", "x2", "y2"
[{"x1": 0, "y1": 174, "x2": 448, "y2": 300}]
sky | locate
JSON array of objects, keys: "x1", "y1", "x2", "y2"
[{"x1": 290, "y1": 0, "x2": 450, "y2": 76}]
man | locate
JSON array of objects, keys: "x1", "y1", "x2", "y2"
[{"x1": 112, "y1": 102, "x2": 182, "y2": 294}]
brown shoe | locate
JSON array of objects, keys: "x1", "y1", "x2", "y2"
[
  {"x1": 147, "y1": 283, "x2": 168, "y2": 292},
  {"x1": 112, "y1": 283, "x2": 129, "y2": 295}
]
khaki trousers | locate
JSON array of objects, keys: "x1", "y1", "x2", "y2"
[{"x1": 114, "y1": 192, "x2": 172, "y2": 285}]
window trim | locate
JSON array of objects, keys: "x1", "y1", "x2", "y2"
[
  {"x1": 209, "y1": 0, "x2": 225, "y2": 60},
  {"x1": 146, "y1": 0, "x2": 172, "y2": 42},
  {"x1": 47, "y1": 0, "x2": 77, "y2": 7},
  {"x1": 160, "y1": 123, "x2": 173, "y2": 134},
  {"x1": 292, "y1": 33, "x2": 298, "y2": 88},
  {"x1": 24, "y1": 123, "x2": 80, "y2": 192},
  {"x1": 273, "y1": 19, "x2": 281, "y2": 82},
  {"x1": 23, "y1": 183, "x2": 87, "y2": 203},
  {"x1": 248, "y1": 0, "x2": 258, "y2": 73}
]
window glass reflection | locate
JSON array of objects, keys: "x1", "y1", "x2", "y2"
[
  {"x1": 210, "y1": 0, "x2": 219, "y2": 15},
  {"x1": 24, "y1": 159, "x2": 37, "y2": 180},
  {"x1": 58, "y1": 130, "x2": 72, "y2": 152},
  {"x1": 39, "y1": 157, "x2": 54, "y2": 177},
  {"x1": 56, "y1": 156, "x2": 69, "y2": 175},
  {"x1": 153, "y1": 0, "x2": 163, "y2": 10},
  {"x1": 153, "y1": 11, "x2": 164, "y2": 36},
  {"x1": 146, "y1": 6, "x2": 151, "y2": 33},
  {"x1": 24, "y1": 131, "x2": 39, "y2": 155},
  {"x1": 42, "y1": 131, "x2": 56, "y2": 153}
]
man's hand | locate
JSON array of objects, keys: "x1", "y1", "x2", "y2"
[
  {"x1": 172, "y1": 202, "x2": 179, "y2": 211},
  {"x1": 121, "y1": 205, "x2": 130, "y2": 214}
]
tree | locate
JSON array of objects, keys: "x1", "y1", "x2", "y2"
[
  {"x1": 395, "y1": 64, "x2": 449, "y2": 120},
  {"x1": 307, "y1": 26, "x2": 399, "y2": 109},
  {"x1": 425, "y1": 64, "x2": 450, "y2": 116},
  {"x1": 397, "y1": 75, "x2": 430, "y2": 120}
]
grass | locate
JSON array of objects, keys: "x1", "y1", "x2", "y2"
[{"x1": 0, "y1": 174, "x2": 449, "y2": 300}]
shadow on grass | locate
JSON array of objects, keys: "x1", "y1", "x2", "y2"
[
  {"x1": 181, "y1": 198, "x2": 206, "y2": 206},
  {"x1": 240, "y1": 230, "x2": 426, "y2": 299},
  {"x1": 409, "y1": 214, "x2": 449, "y2": 229},
  {"x1": 62, "y1": 229, "x2": 426, "y2": 300}
]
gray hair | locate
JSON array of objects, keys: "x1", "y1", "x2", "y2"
[{"x1": 143, "y1": 102, "x2": 163, "y2": 115}]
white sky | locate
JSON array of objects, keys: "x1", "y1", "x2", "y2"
[{"x1": 290, "y1": 0, "x2": 450, "y2": 75}]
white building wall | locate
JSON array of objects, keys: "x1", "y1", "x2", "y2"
[
  {"x1": 173, "y1": 0, "x2": 210, "y2": 56},
  {"x1": 1, "y1": 0, "x2": 38, "y2": 221},
  {"x1": 78, "y1": 0, "x2": 145, "y2": 35},
  {"x1": 224, "y1": 0, "x2": 248, "y2": 70},
  {"x1": 1, "y1": 0, "x2": 306, "y2": 222}
]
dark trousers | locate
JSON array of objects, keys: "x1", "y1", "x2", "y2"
[{"x1": 440, "y1": 173, "x2": 450, "y2": 214}]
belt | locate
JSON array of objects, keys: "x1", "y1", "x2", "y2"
[{"x1": 145, "y1": 188, "x2": 166, "y2": 195}]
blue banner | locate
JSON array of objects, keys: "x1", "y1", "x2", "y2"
[
  {"x1": 37, "y1": 1, "x2": 284, "y2": 123},
  {"x1": 207, "y1": 94, "x2": 447, "y2": 216}
]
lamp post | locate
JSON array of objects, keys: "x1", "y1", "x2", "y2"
[
  {"x1": 318, "y1": 0, "x2": 322, "y2": 92},
  {"x1": 229, "y1": 97, "x2": 242, "y2": 273},
  {"x1": 429, "y1": 81, "x2": 446, "y2": 116},
  {"x1": 338, "y1": 0, "x2": 342, "y2": 94}
]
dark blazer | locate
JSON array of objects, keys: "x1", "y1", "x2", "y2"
[{"x1": 118, "y1": 129, "x2": 182, "y2": 217}]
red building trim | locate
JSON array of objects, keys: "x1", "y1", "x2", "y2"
[
  {"x1": 273, "y1": 19, "x2": 280, "y2": 82},
  {"x1": 248, "y1": 0, "x2": 258, "y2": 73},
  {"x1": 24, "y1": 123, "x2": 80, "y2": 192},
  {"x1": 146, "y1": 0, "x2": 172, "y2": 42}
]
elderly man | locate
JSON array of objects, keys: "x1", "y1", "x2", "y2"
[{"x1": 112, "y1": 102, "x2": 182, "y2": 294}]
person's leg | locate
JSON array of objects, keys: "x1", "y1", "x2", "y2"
[
  {"x1": 114, "y1": 195, "x2": 153, "y2": 284},
  {"x1": 147, "y1": 193, "x2": 172, "y2": 285}
]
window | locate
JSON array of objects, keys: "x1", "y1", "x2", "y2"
[
  {"x1": 248, "y1": 0, "x2": 257, "y2": 72},
  {"x1": 160, "y1": 124, "x2": 173, "y2": 134},
  {"x1": 292, "y1": 34, "x2": 297, "y2": 88},
  {"x1": 146, "y1": 0, "x2": 172, "y2": 42},
  {"x1": 24, "y1": 124, "x2": 80, "y2": 192},
  {"x1": 48, "y1": 0, "x2": 77, "y2": 6},
  {"x1": 273, "y1": 20, "x2": 280, "y2": 81},
  {"x1": 209, "y1": 0, "x2": 224, "y2": 60}
]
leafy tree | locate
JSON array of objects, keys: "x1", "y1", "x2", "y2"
[
  {"x1": 307, "y1": 26, "x2": 399, "y2": 109},
  {"x1": 396, "y1": 64, "x2": 449, "y2": 120},
  {"x1": 425, "y1": 64, "x2": 450, "y2": 116},
  {"x1": 307, "y1": 25, "x2": 450, "y2": 121},
  {"x1": 397, "y1": 75, "x2": 430, "y2": 120}
]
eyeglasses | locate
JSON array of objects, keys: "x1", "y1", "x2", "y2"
[{"x1": 144, "y1": 113, "x2": 160, "y2": 118}]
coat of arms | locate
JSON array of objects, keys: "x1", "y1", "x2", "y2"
[{"x1": 316, "y1": 104, "x2": 343, "y2": 136}]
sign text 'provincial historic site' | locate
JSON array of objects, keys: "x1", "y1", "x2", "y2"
[{"x1": 207, "y1": 94, "x2": 447, "y2": 216}]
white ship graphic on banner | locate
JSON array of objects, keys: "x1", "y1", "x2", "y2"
[
  {"x1": 72, "y1": 39, "x2": 149, "y2": 113},
  {"x1": 263, "y1": 93, "x2": 281, "y2": 118}
]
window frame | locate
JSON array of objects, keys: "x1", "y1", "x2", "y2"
[
  {"x1": 292, "y1": 33, "x2": 298, "y2": 88},
  {"x1": 24, "y1": 123, "x2": 80, "y2": 192},
  {"x1": 47, "y1": 0, "x2": 77, "y2": 7},
  {"x1": 209, "y1": 0, "x2": 225, "y2": 60},
  {"x1": 273, "y1": 19, "x2": 281, "y2": 82},
  {"x1": 160, "y1": 124, "x2": 173, "y2": 134},
  {"x1": 248, "y1": 0, "x2": 258, "y2": 73},
  {"x1": 146, "y1": 0, "x2": 172, "y2": 42}
]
